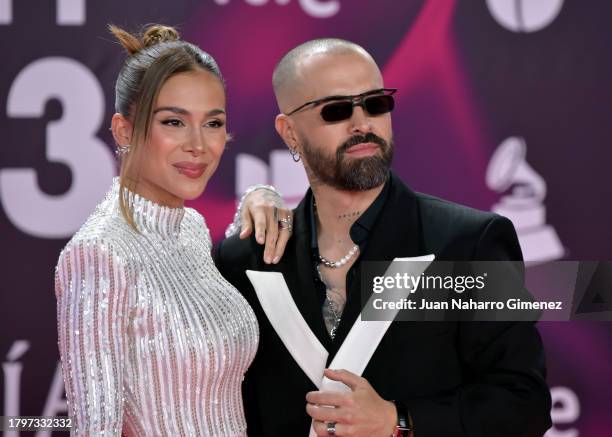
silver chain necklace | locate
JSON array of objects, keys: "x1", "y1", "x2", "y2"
[
  {"x1": 326, "y1": 292, "x2": 342, "y2": 340},
  {"x1": 316, "y1": 264, "x2": 343, "y2": 340},
  {"x1": 313, "y1": 199, "x2": 357, "y2": 338}
]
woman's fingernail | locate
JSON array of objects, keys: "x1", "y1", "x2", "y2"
[{"x1": 272, "y1": 256, "x2": 280, "y2": 264}]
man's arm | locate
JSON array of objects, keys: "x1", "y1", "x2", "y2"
[
  {"x1": 212, "y1": 233, "x2": 261, "y2": 288},
  {"x1": 405, "y1": 216, "x2": 552, "y2": 437},
  {"x1": 306, "y1": 216, "x2": 551, "y2": 437}
]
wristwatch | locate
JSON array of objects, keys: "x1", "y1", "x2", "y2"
[{"x1": 391, "y1": 400, "x2": 414, "y2": 437}]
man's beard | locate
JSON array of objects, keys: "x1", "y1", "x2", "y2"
[{"x1": 301, "y1": 132, "x2": 394, "y2": 191}]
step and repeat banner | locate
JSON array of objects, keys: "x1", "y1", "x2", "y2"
[{"x1": 1, "y1": 0, "x2": 611, "y2": 435}]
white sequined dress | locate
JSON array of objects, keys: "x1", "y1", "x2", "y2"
[{"x1": 55, "y1": 178, "x2": 259, "y2": 436}]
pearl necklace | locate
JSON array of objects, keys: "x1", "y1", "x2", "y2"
[{"x1": 318, "y1": 244, "x2": 359, "y2": 268}]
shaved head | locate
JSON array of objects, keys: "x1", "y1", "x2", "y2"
[
  {"x1": 272, "y1": 38, "x2": 378, "y2": 113},
  {"x1": 271, "y1": 38, "x2": 393, "y2": 193}
]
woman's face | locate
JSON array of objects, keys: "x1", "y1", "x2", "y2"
[{"x1": 132, "y1": 69, "x2": 227, "y2": 207}]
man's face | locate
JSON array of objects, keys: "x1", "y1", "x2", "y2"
[{"x1": 288, "y1": 52, "x2": 394, "y2": 191}]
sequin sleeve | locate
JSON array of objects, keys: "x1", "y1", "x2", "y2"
[{"x1": 55, "y1": 238, "x2": 131, "y2": 436}]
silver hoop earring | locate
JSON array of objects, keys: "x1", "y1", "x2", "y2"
[
  {"x1": 289, "y1": 147, "x2": 301, "y2": 162},
  {"x1": 116, "y1": 144, "x2": 131, "y2": 157}
]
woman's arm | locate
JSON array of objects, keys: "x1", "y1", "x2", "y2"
[
  {"x1": 226, "y1": 185, "x2": 294, "y2": 264},
  {"x1": 55, "y1": 238, "x2": 131, "y2": 436}
]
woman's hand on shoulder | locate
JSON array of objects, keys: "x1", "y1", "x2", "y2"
[{"x1": 239, "y1": 189, "x2": 293, "y2": 264}]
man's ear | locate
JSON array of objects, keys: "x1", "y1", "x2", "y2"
[
  {"x1": 275, "y1": 114, "x2": 301, "y2": 154},
  {"x1": 111, "y1": 113, "x2": 133, "y2": 147}
]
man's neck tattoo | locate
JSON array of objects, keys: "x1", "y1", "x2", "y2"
[{"x1": 314, "y1": 200, "x2": 362, "y2": 221}]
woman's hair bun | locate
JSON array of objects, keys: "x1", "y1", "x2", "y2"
[
  {"x1": 142, "y1": 25, "x2": 180, "y2": 48},
  {"x1": 108, "y1": 24, "x2": 180, "y2": 55}
]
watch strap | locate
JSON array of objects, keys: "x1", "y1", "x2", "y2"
[{"x1": 391, "y1": 400, "x2": 414, "y2": 437}]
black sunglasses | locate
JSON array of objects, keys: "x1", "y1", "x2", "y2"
[{"x1": 286, "y1": 88, "x2": 397, "y2": 122}]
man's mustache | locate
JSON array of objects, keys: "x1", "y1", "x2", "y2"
[{"x1": 339, "y1": 133, "x2": 388, "y2": 152}]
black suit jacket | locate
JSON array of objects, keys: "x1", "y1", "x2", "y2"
[{"x1": 214, "y1": 172, "x2": 552, "y2": 437}]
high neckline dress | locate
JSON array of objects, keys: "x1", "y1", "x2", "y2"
[{"x1": 55, "y1": 178, "x2": 259, "y2": 436}]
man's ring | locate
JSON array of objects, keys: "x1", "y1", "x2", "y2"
[
  {"x1": 278, "y1": 216, "x2": 292, "y2": 230},
  {"x1": 326, "y1": 422, "x2": 336, "y2": 436}
]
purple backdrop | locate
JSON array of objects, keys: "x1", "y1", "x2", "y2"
[{"x1": 1, "y1": 1, "x2": 610, "y2": 435}]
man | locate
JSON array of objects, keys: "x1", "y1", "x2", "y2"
[{"x1": 214, "y1": 39, "x2": 551, "y2": 437}]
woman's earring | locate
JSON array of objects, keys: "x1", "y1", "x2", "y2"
[
  {"x1": 289, "y1": 147, "x2": 301, "y2": 162},
  {"x1": 116, "y1": 144, "x2": 131, "y2": 157}
]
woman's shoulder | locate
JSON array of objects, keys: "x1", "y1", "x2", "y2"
[
  {"x1": 184, "y1": 207, "x2": 206, "y2": 224},
  {"x1": 59, "y1": 210, "x2": 132, "y2": 264},
  {"x1": 183, "y1": 207, "x2": 212, "y2": 244},
  {"x1": 55, "y1": 215, "x2": 133, "y2": 293},
  {"x1": 183, "y1": 207, "x2": 210, "y2": 232}
]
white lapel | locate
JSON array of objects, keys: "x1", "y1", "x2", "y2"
[
  {"x1": 246, "y1": 270, "x2": 328, "y2": 388},
  {"x1": 246, "y1": 255, "x2": 435, "y2": 437}
]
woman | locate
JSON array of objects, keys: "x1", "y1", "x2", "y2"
[{"x1": 55, "y1": 24, "x2": 285, "y2": 436}]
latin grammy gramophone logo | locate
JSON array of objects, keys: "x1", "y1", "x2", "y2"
[
  {"x1": 486, "y1": 136, "x2": 564, "y2": 263},
  {"x1": 486, "y1": 0, "x2": 564, "y2": 33}
]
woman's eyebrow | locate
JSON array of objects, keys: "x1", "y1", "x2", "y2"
[{"x1": 153, "y1": 107, "x2": 226, "y2": 116}]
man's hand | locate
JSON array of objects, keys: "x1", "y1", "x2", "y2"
[
  {"x1": 307, "y1": 369, "x2": 397, "y2": 437},
  {"x1": 240, "y1": 189, "x2": 293, "y2": 264}
]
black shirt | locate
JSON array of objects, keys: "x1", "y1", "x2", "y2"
[{"x1": 307, "y1": 174, "x2": 391, "y2": 338}]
